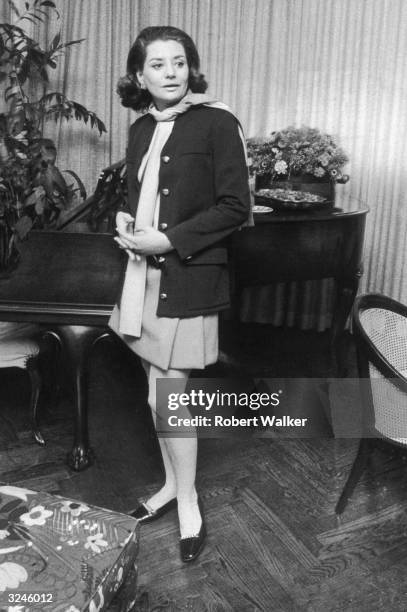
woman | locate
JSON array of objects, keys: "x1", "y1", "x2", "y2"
[{"x1": 109, "y1": 25, "x2": 250, "y2": 563}]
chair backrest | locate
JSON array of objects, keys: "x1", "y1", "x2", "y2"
[
  {"x1": 353, "y1": 294, "x2": 407, "y2": 444},
  {"x1": 352, "y1": 294, "x2": 407, "y2": 445}
]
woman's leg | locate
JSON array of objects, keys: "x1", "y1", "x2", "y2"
[
  {"x1": 140, "y1": 359, "x2": 177, "y2": 509},
  {"x1": 142, "y1": 361, "x2": 202, "y2": 537}
]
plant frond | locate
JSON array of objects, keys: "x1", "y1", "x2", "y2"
[
  {"x1": 7, "y1": 1, "x2": 20, "y2": 19},
  {"x1": 50, "y1": 32, "x2": 60, "y2": 51},
  {"x1": 59, "y1": 38, "x2": 85, "y2": 48},
  {"x1": 40, "y1": 1, "x2": 59, "y2": 18},
  {"x1": 63, "y1": 170, "x2": 87, "y2": 200}
]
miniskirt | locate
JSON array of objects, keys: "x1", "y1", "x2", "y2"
[{"x1": 109, "y1": 265, "x2": 218, "y2": 371}]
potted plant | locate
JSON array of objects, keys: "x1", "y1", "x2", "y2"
[
  {"x1": 0, "y1": 0, "x2": 106, "y2": 271},
  {"x1": 247, "y1": 126, "x2": 349, "y2": 208}
]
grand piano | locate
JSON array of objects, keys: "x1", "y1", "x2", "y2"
[
  {"x1": 0, "y1": 230, "x2": 126, "y2": 470},
  {"x1": 0, "y1": 191, "x2": 368, "y2": 471}
]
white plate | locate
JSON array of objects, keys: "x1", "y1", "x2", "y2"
[{"x1": 253, "y1": 205, "x2": 274, "y2": 213}]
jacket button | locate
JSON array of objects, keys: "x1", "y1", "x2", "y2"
[
  {"x1": 159, "y1": 222, "x2": 168, "y2": 230},
  {"x1": 158, "y1": 256, "x2": 166, "y2": 263},
  {"x1": 161, "y1": 188, "x2": 170, "y2": 196},
  {"x1": 160, "y1": 293, "x2": 167, "y2": 300},
  {"x1": 162, "y1": 155, "x2": 170, "y2": 163}
]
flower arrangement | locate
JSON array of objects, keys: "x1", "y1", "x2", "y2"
[{"x1": 247, "y1": 126, "x2": 350, "y2": 184}]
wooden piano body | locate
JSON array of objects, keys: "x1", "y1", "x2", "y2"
[{"x1": 0, "y1": 230, "x2": 125, "y2": 470}]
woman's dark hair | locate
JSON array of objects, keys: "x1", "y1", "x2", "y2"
[{"x1": 117, "y1": 26, "x2": 208, "y2": 112}]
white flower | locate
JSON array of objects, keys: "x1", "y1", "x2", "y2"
[
  {"x1": 65, "y1": 606, "x2": 81, "y2": 612},
  {"x1": 19, "y1": 505, "x2": 53, "y2": 526},
  {"x1": 0, "y1": 487, "x2": 36, "y2": 502},
  {"x1": 318, "y1": 153, "x2": 330, "y2": 166},
  {"x1": 84, "y1": 533, "x2": 108, "y2": 554},
  {"x1": 89, "y1": 585, "x2": 105, "y2": 612},
  {"x1": 274, "y1": 160, "x2": 288, "y2": 174},
  {"x1": 60, "y1": 500, "x2": 90, "y2": 517},
  {"x1": 0, "y1": 562, "x2": 28, "y2": 591},
  {"x1": 313, "y1": 167, "x2": 325, "y2": 177},
  {"x1": 0, "y1": 530, "x2": 9, "y2": 540}
]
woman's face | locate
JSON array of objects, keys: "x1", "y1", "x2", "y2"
[{"x1": 137, "y1": 39, "x2": 189, "y2": 110}]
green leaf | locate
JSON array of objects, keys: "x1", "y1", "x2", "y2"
[
  {"x1": 7, "y1": 1, "x2": 20, "y2": 18},
  {"x1": 51, "y1": 32, "x2": 60, "y2": 50},
  {"x1": 39, "y1": 138, "x2": 57, "y2": 163},
  {"x1": 63, "y1": 170, "x2": 87, "y2": 200},
  {"x1": 96, "y1": 117, "x2": 107, "y2": 135},
  {"x1": 40, "y1": 1, "x2": 59, "y2": 18},
  {"x1": 14, "y1": 215, "x2": 32, "y2": 239},
  {"x1": 60, "y1": 38, "x2": 85, "y2": 48},
  {"x1": 20, "y1": 15, "x2": 37, "y2": 26},
  {"x1": 42, "y1": 165, "x2": 68, "y2": 196},
  {"x1": 39, "y1": 67, "x2": 49, "y2": 82},
  {"x1": 28, "y1": 13, "x2": 45, "y2": 23},
  {"x1": 24, "y1": 190, "x2": 40, "y2": 207},
  {"x1": 32, "y1": 7, "x2": 50, "y2": 19},
  {"x1": 18, "y1": 57, "x2": 30, "y2": 84},
  {"x1": 34, "y1": 199, "x2": 45, "y2": 214},
  {"x1": 5, "y1": 85, "x2": 20, "y2": 101}
]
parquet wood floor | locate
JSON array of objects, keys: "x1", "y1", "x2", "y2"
[{"x1": 1, "y1": 323, "x2": 407, "y2": 611}]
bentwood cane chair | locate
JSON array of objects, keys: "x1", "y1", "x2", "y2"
[{"x1": 335, "y1": 293, "x2": 407, "y2": 514}]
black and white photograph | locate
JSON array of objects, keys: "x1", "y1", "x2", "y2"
[{"x1": 0, "y1": 0, "x2": 406, "y2": 610}]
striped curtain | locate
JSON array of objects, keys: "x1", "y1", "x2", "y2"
[{"x1": 2, "y1": 0, "x2": 406, "y2": 321}]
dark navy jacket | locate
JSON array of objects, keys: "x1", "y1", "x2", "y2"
[{"x1": 124, "y1": 105, "x2": 250, "y2": 317}]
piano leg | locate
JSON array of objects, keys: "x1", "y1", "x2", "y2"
[{"x1": 55, "y1": 325, "x2": 106, "y2": 471}]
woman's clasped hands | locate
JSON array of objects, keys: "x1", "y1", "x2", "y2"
[{"x1": 114, "y1": 211, "x2": 172, "y2": 260}]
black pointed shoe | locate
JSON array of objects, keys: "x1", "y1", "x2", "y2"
[
  {"x1": 130, "y1": 498, "x2": 177, "y2": 523},
  {"x1": 179, "y1": 497, "x2": 206, "y2": 563}
]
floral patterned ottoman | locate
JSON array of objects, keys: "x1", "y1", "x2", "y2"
[{"x1": 0, "y1": 486, "x2": 139, "y2": 612}]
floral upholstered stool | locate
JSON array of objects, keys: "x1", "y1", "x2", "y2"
[{"x1": 0, "y1": 486, "x2": 139, "y2": 612}]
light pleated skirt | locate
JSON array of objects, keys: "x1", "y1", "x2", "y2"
[{"x1": 109, "y1": 265, "x2": 218, "y2": 371}]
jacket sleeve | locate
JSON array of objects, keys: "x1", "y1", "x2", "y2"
[{"x1": 165, "y1": 111, "x2": 251, "y2": 260}]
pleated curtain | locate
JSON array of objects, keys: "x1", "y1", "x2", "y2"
[{"x1": 2, "y1": 0, "x2": 406, "y2": 325}]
